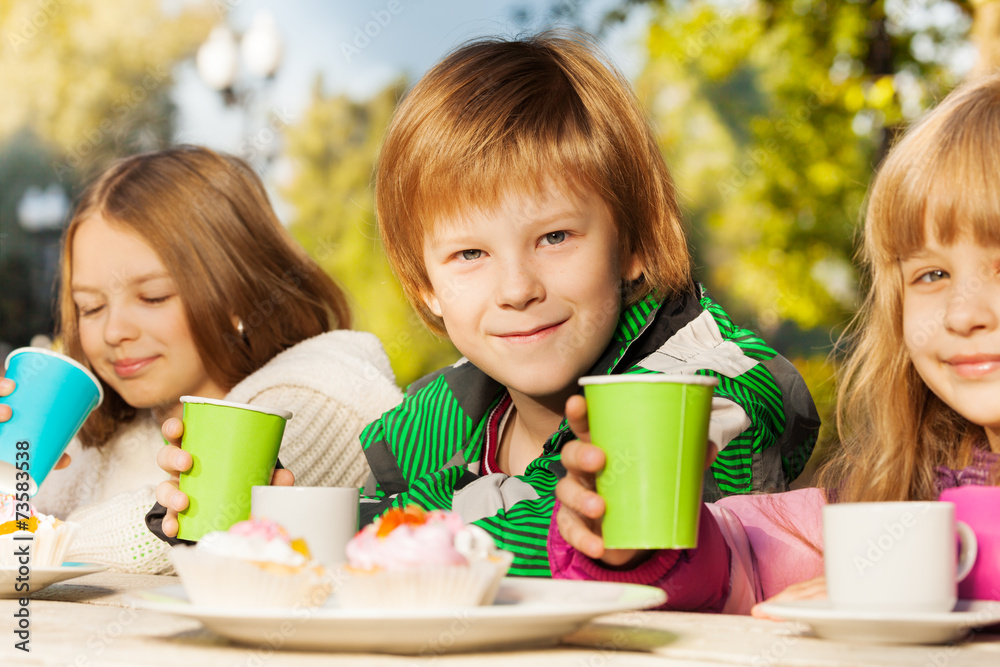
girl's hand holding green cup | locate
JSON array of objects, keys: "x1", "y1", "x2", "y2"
[{"x1": 154, "y1": 416, "x2": 295, "y2": 539}]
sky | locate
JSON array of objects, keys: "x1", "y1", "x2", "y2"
[{"x1": 171, "y1": 0, "x2": 652, "y2": 155}]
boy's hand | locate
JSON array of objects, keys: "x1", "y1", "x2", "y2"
[
  {"x1": 556, "y1": 395, "x2": 645, "y2": 567},
  {"x1": 2, "y1": 378, "x2": 70, "y2": 468},
  {"x1": 0, "y1": 378, "x2": 14, "y2": 423},
  {"x1": 555, "y1": 394, "x2": 718, "y2": 568},
  {"x1": 153, "y1": 417, "x2": 294, "y2": 538}
]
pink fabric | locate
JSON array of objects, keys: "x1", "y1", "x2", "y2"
[
  {"x1": 549, "y1": 502, "x2": 732, "y2": 612},
  {"x1": 716, "y1": 488, "x2": 825, "y2": 604},
  {"x1": 548, "y1": 488, "x2": 826, "y2": 614}
]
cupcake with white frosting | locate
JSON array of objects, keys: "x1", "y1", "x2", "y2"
[
  {"x1": 170, "y1": 517, "x2": 331, "y2": 608},
  {"x1": 337, "y1": 505, "x2": 513, "y2": 609},
  {"x1": 0, "y1": 492, "x2": 78, "y2": 567}
]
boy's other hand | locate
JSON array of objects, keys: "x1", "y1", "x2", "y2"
[
  {"x1": 154, "y1": 417, "x2": 294, "y2": 538},
  {"x1": 0, "y1": 378, "x2": 14, "y2": 423},
  {"x1": 556, "y1": 394, "x2": 718, "y2": 569}
]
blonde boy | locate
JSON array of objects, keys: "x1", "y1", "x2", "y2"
[{"x1": 359, "y1": 32, "x2": 821, "y2": 576}]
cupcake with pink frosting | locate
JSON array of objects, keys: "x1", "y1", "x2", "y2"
[
  {"x1": 0, "y1": 492, "x2": 78, "y2": 567},
  {"x1": 337, "y1": 505, "x2": 513, "y2": 609},
  {"x1": 170, "y1": 517, "x2": 331, "y2": 608}
]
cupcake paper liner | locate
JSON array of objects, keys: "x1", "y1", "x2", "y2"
[
  {"x1": 0, "y1": 522, "x2": 79, "y2": 568},
  {"x1": 337, "y1": 552, "x2": 513, "y2": 609},
  {"x1": 170, "y1": 546, "x2": 332, "y2": 609}
]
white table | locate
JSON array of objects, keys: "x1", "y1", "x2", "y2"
[{"x1": 1, "y1": 572, "x2": 999, "y2": 666}]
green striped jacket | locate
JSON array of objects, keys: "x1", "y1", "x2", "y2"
[{"x1": 359, "y1": 285, "x2": 820, "y2": 577}]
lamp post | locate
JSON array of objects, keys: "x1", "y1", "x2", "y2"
[
  {"x1": 195, "y1": 10, "x2": 283, "y2": 167},
  {"x1": 14, "y1": 184, "x2": 70, "y2": 347}
]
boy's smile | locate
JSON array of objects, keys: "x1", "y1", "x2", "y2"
[
  {"x1": 901, "y1": 232, "x2": 1000, "y2": 449},
  {"x1": 422, "y1": 184, "x2": 641, "y2": 415}
]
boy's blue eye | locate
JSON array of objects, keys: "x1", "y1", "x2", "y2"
[
  {"x1": 461, "y1": 249, "x2": 482, "y2": 261},
  {"x1": 541, "y1": 231, "x2": 567, "y2": 245}
]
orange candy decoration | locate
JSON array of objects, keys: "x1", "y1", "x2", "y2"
[{"x1": 375, "y1": 505, "x2": 427, "y2": 538}]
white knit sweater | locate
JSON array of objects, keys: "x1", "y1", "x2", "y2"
[{"x1": 32, "y1": 330, "x2": 403, "y2": 574}]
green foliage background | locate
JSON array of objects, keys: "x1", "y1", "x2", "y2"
[
  {"x1": 4, "y1": 0, "x2": 990, "y2": 468},
  {"x1": 280, "y1": 79, "x2": 459, "y2": 386}
]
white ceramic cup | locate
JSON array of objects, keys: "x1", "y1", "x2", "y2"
[
  {"x1": 823, "y1": 502, "x2": 977, "y2": 613},
  {"x1": 250, "y1": 486, "x2": 359, "y2": 565}
]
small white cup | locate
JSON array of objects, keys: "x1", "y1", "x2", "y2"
[
  {"x1": 823, "y1": 502, "x2": 977, "y2": 613},
  {"x1": 251, "y1": 486, "x2": 359, "y2": 566}
]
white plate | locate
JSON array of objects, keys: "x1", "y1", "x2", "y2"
[
  {"x1": 0, "y1": 562, "x2": 108, "y2": 599},
  {"x1": 756, "y1": 599, "x2": 1000, "y2": 644},
  {"x1": 130, "y1": 577, "x2": 666, "y2": 654}
]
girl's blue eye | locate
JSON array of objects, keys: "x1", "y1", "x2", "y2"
[
  {"x1": 541, "y1": 231, "x2": 567, "y2": 246},
  {"x1": 460, "y1": 249, "x2": 482, "y2": 261},
  {"x1": 917, "y1": 269, "x2": 947, "y2": 283}
]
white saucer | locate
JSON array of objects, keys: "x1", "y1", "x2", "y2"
[
  {"x1": 0, "y1": 562, "x2": 108, "y2": 599},
  {"x1": 130, "y1": 577, "x2": 666, "y2": 654},
  {"x1": 756, "y1": 599, "x2": 1000, "y2": 644}
]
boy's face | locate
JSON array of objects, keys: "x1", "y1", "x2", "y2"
[{"x1": 422, "y1": 184, "x2": 642, "y2": 411}]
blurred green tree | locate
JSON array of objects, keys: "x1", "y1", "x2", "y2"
[
  {"x1": 587, "y1": 0, "x2": 982, "y2": 477},
  {"x1": 620, "y1": 0, "x2": 972, "y2": 336},
  {"x1": 0, "y1": 0, "x2": 214, "y2": 347},
  {"x1": 281, "y1": 78, "x2": 459, "y2": 388},
  {"x1": 0, "y1": 0, "x2": 214, "y2": 179}
]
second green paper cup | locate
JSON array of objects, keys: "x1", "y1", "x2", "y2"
[
  {"x1": 177, "y1": 396, "x2": 292, "y2": 541},
  {"x1": 579, "y1": 374, "x2": 717, "y2": 550}
]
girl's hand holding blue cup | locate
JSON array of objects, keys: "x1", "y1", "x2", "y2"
[
  {"x1": 0, "y1": 348, "x2": 103, "y2": 495},
  {"x1": 0, "y1": 377, "x2": 14, "y2": 423},
  {"x1": 0, "y1": 378, "x2": 72, "y2": 470}
]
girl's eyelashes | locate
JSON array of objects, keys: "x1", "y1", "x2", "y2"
[
  {"x1": 76, "y1": 293, "x2": 172, "y2": 316},
  {"x1": 141, "y1": 294, "x2": 172, "y2": 305},
  {"x1": 915, "y1": 269, "x2": 948, "y2": 284}
]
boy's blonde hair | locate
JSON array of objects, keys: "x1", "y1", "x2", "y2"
[
  {"x1": 818, "y1": 74, "x2": 1000, "y2": 502},
  {"x1": 375, "y1": 30, "x2": 692, "y2": 335}
]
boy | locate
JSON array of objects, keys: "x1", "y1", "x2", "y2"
[
  {"x1": 150, "y1": 33, "x2": 819, "y2": 578},
  {"x1": 357, "y1": 32, "x2": 819, "y2": 575}
]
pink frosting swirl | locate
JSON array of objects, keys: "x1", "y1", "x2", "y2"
[
  {"x1": 229, "y1": 517, "x2": 291, "y2": 543},
  {"x1": 0, "y1": 492, "x2": 37, "y2": 523},
  {"x1": 346, "y1": 509, "x2": 491, "y2": 571}
]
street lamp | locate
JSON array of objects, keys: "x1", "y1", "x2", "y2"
[
  {"x1": 196, "y1": 10, "x2": 282, "y2": 105},
  {"x1": 194, "y1": 10, "x2": 284, "y2": 169},
  {"x1": 16, "y1": 184, "x2": 69, "y2": 232}
]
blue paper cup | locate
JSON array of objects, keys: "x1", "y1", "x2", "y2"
[{"x1": 0, "y1": 347, "x2": 104, "y2": 495}]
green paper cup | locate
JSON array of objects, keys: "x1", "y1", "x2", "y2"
[
  {"x1": 579, "y1": 374, "x2": 717, "y2": 549},
  {"x1": 176, "y1": 396, "x2": 292, "y2": 542}
]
